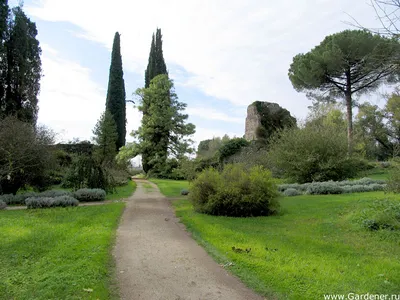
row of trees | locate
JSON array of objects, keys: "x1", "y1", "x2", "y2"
[
  {"x1": 0, "y1": 2, "x2": 46, "y2": 194},
  {"x1": 117, "y1": 28, "x2": 195, "y2": 177}
]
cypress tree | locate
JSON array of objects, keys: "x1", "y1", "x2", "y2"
[
  {"x1": 154, "y1": 28, "x2": 167, "y2": 76},
  {"x1": 144, "y1": 34, "x2": 155, "y2": 89},
  {"x1": 106, "y1": 32, "x2": 126, "y2": 151},
  {"x1": 142, "y1": 28, "x2": 168, "y2": 173}
]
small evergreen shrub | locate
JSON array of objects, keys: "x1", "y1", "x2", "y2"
[
  {"x1": 370, "y1": 184, "x2": 386, "y2": 191},
  {"x1": 278, "y1": 178, "x2": 386, "y2": 195},
  {"x1": 190, "y1": 164, "x2": 280, "y2": 217},
  {"x1": 358, "y1": 199, "x2": 400, "y2": 231},
  {"x1": 283, "y1": 188, "x2": 301, "y2": 197},
  {"x1": 73, "y1": 188, "x2": 106, "y2": 202},
  {"x1": 0, "y1": 200, "x2": 6, "y2": 210},
  {"x1": 39, "y1": 190, "x2": 73, "y2": 198},
  {"x1": 181, "y1": 189, "x2": 189, "y2": 196},
  {"x1": 306, "y1": 182, "x2": 343, "y2": 195},
  {"x1": 25, "y1": 196, "x2": 79, "y2": 209},
  {"x1": 0, "y1": 193, "x2": 38, "y2": 205}
]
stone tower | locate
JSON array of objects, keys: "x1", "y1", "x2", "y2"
[{"x1": 244, "y1": 101, "x2": 296, "y2": 141}]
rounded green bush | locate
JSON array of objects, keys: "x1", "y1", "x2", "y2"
[
  {"x1": 0, "y1": 200, "x2": 6, "y2": 210},
  {"x1": 190, "y1": 164, "x2": 280, "y2": 217},
  {"x1": 283, "y1": 188, "x2": 301, "y2": 197}
]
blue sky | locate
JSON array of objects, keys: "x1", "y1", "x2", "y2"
[{"x1": 16, "y1": 0, "x2": 385, "y2": 147}]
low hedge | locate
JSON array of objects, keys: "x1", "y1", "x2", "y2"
[
  {"x1": 25, "y1": 196, "x2": 79, "y2": 209},
  {"x1": 0, "y1": 200, "x2": 6, "y2": 210},
  {"x1": 73, "y1": 188, "x2": 106, "y2": 202},
  {"x1": 279, "y1": 178, "x2": 387, "y2": 196}
]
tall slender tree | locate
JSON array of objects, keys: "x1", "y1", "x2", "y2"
[
  {"x1": 106, "y1": 32, "x2": 126, "y2": 151},
  {"x1": 142, "y1": 28, "x2": 168, "y2": 172},
  {"x1": 144, "y1": 33, "x2": 155, "y2": 89},
  {"x1": 0, "y1": 0, "x2": 9, "y2": 108},
  {"x1": 1, "y1": 6, "x2": 42, "y2": 124}
]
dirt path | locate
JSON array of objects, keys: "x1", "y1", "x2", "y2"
[{"x1": 113, "y1": 179, "x2": 264, "y2": 300}]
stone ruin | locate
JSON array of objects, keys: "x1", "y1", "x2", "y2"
[{"x1": 244, "y1": 101, "x2": 296, "y2": 141}]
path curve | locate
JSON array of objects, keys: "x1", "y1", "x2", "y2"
[{"x1": 113, "y1": 179, "x2": 264, "y2": 300}]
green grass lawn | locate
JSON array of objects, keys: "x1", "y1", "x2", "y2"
[
  {"x1": 173, "y1": 192, "x2": 400, "y2": 299},
  {"x1": 359, "y1": 168, "x2": 391, "y2": 181},
  {"x1": 0, "y1": 204, "x2": 124, "y2": 300},
  {"x1": 149, "y1": 179, "x2": 189, "y2": 197},
  {"x1": 106, "y1": 180, "x2": 136, "y2": 201}
]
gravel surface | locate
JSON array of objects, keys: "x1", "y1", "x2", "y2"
[{"x1": 113, "y1": 179, "x2": 264, "y2": 300}]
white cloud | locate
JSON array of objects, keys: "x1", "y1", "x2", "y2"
[
  {"x1": 27, "y1": 0, "x2": 383, "y2": 121},
  {"x1": 186, "y1": 106, "x2": 244, "y2": 124},
  {"x1": 37, "y1": 46, "x2": 142, "y2": 143}
]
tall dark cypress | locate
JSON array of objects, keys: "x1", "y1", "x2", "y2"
[
  {"x1": 142, "y1": 28, "x2": 168, "y2": 173},
  {"x1": 106, "y1": 32, "x2": 126, "y2": 151},
  {"x1": 0, "y1": 0, "x2": 9, "y2": 112},
  {"x1": 3, "y1": 6, "x2": 41, "y2": 124},
  {"x1": 154, "y1": 28, "x2": 167, "y2": 76},
  {"x1": 144, "y1": 34, "x2": 155, "y2": 89}
]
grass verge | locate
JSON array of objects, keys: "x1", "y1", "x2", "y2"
[
  {"x1": 173, "y1": 191, "x2": 400, "y2": 299},
  {"x1": 150, "y1": 179, "x2": 189, "y2": 197},
  {"x1": 0, "y1": 204, "x2": 125, "y2": 299},
  {"x1": 106, "y1": 180, "x2": 136, "y2": 201}
]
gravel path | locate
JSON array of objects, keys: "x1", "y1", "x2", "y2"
[{"x1": 113, "y1": 179, "x2": 264, "y2": 300}]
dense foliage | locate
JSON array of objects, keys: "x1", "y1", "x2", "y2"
[
  {"x1": 190, "y1": 164, "x2": 280, "y2": 217},
  {"x1": 268, "y1": 123, "x2": 369, "y2": 183},
  {"x1": 105, "y1": 32, "x2": 126, "y2": 151},
  {"x1": 0, "y1": 4, "x2": 42, "y2": 124}
]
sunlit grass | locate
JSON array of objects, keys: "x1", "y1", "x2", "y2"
[
  {"x1": 173, "y1": 191, "x2": 400, "y2": 299},
  {"x1": 0, "y1": 204, "x2": 125, "y2": 300},
  {"x1": 150, "y1": 179, "x2": 189, "y2": 197}
]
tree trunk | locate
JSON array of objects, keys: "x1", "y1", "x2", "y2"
[{"x1": 345, "y1": 92, "x2": 353, "y2": 156}]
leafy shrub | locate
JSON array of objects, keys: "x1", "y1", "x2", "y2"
[
  {"x1": 190, "y1": 164, "x2": 280, "y2": 217},
  {"x1": 0, "y1": 200, "x2": 6, "y2": 210},
  {"x1": 358, "y1": 199, "x2": 400, "y2": 231},
  {"x1": 0, "y1": 117, "x2": 56, "y2": 194},
  {"x1": 181, "y1": 189, "x2": 189, "y2": 196},
  {"x1": 25, "y1": 196, "x2": 79, "y2": 209},
  {"x1": 283, "y1": 188, "x2": 301, "y2": 197},
  {"x1": 386, "y1": 168, "x2": 400, "y2": 193},
  {"x1": 268, "y1": 124, "x2": 368, "y2": 183},
  {"x1": 306, "y1": 182, "x2": 343, "y2": 195},
  {"x1": 73, "y1": 188, "x2": 106, "y2": 202}
]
